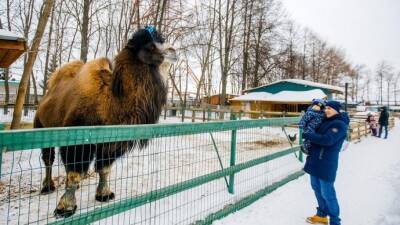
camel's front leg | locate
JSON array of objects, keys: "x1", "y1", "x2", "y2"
[
  {"x1": 95, "y1": 166, "x2": 115, "y2": 202},
  {"x1": 54, "y1": 171, "x2": 81, "y2": 218}
]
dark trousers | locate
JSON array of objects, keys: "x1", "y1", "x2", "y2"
[
  {"x1": 311, "y1": 175, "x2": 341, "y2": 225},
  {"x1": 378, "y1": 125, "x2": 388, "y2": 138}
]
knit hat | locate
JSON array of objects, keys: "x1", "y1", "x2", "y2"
[
  {"x1": 325, "y1": 100, "x2": 342, "y2": 113},
  {"x1": 312, "y1": 99, "x2": 326, "y2": 108}
]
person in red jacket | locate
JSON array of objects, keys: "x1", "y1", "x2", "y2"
[{"x1": 366, "y1": 113, "x2": 378, "y2": 136}]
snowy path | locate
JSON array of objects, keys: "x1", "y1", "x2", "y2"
[{"x1": 213, "y1": 122, "x2": 400, "y2": 225}]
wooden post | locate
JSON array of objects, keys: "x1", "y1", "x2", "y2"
[
  {"x1": 364, "y1": 122, "x2": 368, "y2": 137},
  {"x1": 191, "y1": 108, "x2": 195, "y2": 122}
]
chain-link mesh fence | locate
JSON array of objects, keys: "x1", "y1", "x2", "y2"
[{"x1": 0, "y1": 117, "x2": 303, "y2": 225}]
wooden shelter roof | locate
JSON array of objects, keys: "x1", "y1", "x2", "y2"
[{"x1": 0, "y1": 29, "x2": 27, "y2": 68}]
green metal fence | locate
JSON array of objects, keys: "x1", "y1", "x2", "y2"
[{"x1": 0, "y1": 117, "x2": 303, "y2": 225}]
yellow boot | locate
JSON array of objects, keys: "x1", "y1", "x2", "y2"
[{"x1": 306, "y1": 215, "x2": 328, "y2": 224}]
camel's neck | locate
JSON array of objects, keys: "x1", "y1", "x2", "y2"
[{"x1": 107, "y1": 49, "x2": 167, "y2": 124}]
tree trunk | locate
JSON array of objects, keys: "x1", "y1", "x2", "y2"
[
  {"x1": 241, "y1": 0, "x2": 253, "y2": 92},
  {"x1": 194, "y1": 0, "x2": 217, "y2": 107},
  {"x1": 6, "y1": 0, "x2": 12, "y2": 31},
  {"x1": 11, "y1": 0, "x2": 55, "y2": 129},
  {"x1": 4, "y1": 69, "x2": 10, "y2": 114},
  {"x1": 80, "y1": 0, "x2": 90, "y2": 62},
  {"x1": 43, "y1": 2, "x2": 56, "y2": 95},
  {"x1": 135, "y1": 0, "x2": 141, "y2": 29},
  {"x1": 31, "y1": 72, "x2": 39, "y2": 104},
  {"x1": 253, "y1": 14, "x2": 263, "y2": 88},
  {"x1": 219, "y1": 0, "x2": 237, "y2": 109},
  {"x1": 157, "y1": 0, "x2": 168, "y2": 31},
  {"x1": 387, "y1": 81, "x2": 390, "y2": 105},
  {"x1": 241, "y1": 0, "x2": 249, "y2": 92},
  {"x1": 3, "y1": 3, "x2": 12, "y2": 113}
]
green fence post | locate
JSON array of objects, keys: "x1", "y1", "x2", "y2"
[
  {"x1": 209, "y1": 133, "x2": 230, "y2": 189},
  {"x1": 228, "y1": 113, "x2": 237, "y2": 194},
  {"x1": 299, "y1": 128, "x2": 303, "y2": 162},
  {"x1": 0, "y1": 123, "x2": 3, "y2": 177},
  {"x1": 0, "y1": 146, "x2": 2, "y2": 177}
]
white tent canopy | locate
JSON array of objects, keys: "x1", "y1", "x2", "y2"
[{"x1": 231, "y1": 89, "x2": 327, "y2": 103}]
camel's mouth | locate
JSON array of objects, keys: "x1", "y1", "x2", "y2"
[
  {"x1": 155, "y1": 43, "x2": 178, "y2": 63},
  {"x1": 163, "y1": 47, "x2": 178, "y2": 63}
]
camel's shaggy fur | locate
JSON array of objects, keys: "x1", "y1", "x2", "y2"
[{"x1": 34, "y1": 27, "x2": 173, "y2": 217}]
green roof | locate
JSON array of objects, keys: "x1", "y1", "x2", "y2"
[{"x1": 245, "y1": 79, "x2": 344, "y2": 94}]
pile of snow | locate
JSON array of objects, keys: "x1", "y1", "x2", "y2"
[
  {"x1": 0, "y1": 29, "x2": 24, "y2": 41},
  {"x1": 214, "y1": 121, "x2": 400, "y2": 225},
  {"x1": 231, "y1": 89, "x2": 326, "y2": 103}
]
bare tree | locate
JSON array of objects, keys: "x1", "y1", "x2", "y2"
[
  {"x1": 349, "y1": 64, "x2": 365, "y2": 102},
  {"x1": 80, "y1": 0, "x2": 91, "y2": 62},
  {"x1": 375, "y1": 61, "x2": 393, "y2": 105},
  {"x1": 42, "y1": 0, "x2": 56, "y2": 95},
  {"x1": 11, "y1": 0, "x2": 55, "y2": 129},
  {"x1": 241, "y1": 0, "x2": 254, "y2": 92},
  {"x1": 393, "y1": 72, "x2": 400, "y2": 105},
  {"x1": 2, "y1": 1, "x2": 13, "y2": 113},
  {"x1": 217, "y1": 0, "x2": 238, "y2": 108},
  {"x1": 385, "y1": 69, "x2": 394, "y2": 105}
]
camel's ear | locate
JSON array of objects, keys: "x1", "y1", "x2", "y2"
[{"x1": 112, "y1": 70, "x2": 123, "y2": 97}]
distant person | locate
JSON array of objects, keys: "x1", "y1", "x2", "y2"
[
  {"x1": 366, "y1": 113, "x2": 378, "y2": 136},
  {"x1": 378, "y1": 106, "x2": 389, "y2": 139},
  {"x1": 302, "y1": 100, "x2": 349, "y2": 225},
  {"x1": 299, "y1": 99, "x2": 326, "y2": 155}
]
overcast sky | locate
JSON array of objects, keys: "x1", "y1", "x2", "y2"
[{"x1": 280, "y1": 0, "x2": 400, "y2": 73}]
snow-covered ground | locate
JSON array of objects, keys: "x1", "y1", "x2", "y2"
[
  {"x1": 213, "y1": 121, "x2": 400, "y2": 225},
  {"x1": 0, "y1": 107, "x2": 36, "y2": 123}
]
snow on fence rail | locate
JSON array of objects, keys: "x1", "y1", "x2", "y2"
[{"x1": 0, "y1": 117, "x2": 303, "y2": 225}]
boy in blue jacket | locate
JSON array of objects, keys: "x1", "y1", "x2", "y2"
[{"x1": 299, "y1": 99, "x2": 326, "y2": 154}]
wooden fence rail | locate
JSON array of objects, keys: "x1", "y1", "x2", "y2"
[{"x1": 348, "y1": 117, "x2": 395, "y2": 141}]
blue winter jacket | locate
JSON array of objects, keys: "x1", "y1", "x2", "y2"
[
  {"x1": 299, "y1": 106, "x2": 325, "y2": 133},
  {"x1": 303, "y1": 112, "x2": 350, "y2": 182}
]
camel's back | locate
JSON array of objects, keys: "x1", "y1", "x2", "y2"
[
  {"x1": 47, "y1": 60, "x2": 84, "y2": 91},
  {"x1": 35, "y1": 58, "x2": 113, "y2": 127}
]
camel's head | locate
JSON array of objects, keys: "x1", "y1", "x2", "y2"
[{"x1": 126, "y1": 26, "x2": 177, "y2": 66}]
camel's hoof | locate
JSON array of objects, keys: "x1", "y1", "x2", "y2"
[
  {"x1": 54, "y1": 205, "x2": 77, "y2": 218},
  {"x1": 95, "y1": 192, "x2": 115, "y2": 202},
  {"x1": 40, "y1": 185, "x2": 56, "y2": 195}
]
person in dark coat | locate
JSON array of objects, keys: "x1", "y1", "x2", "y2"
[
  {"x1": 378, "y1": 106, "x2": 389, "y2": 139},
  {"x1": 303, "y1": 100, "x2": 349, "y2": 225},
  {"x1": 299, "y1": 99, "x2": 326, "y2": 154}
]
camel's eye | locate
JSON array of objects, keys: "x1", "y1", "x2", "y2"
[{"x1": 149, "y1": 44, "x2": 156, "y2": 51}]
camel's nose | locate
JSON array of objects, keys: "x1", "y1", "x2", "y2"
[
  {"x1": 163, "y1": 47, "x2": 177, "y2": 63},
  {"x1": 155, "y1": 43, "x2": 178, "y2": 63}
]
